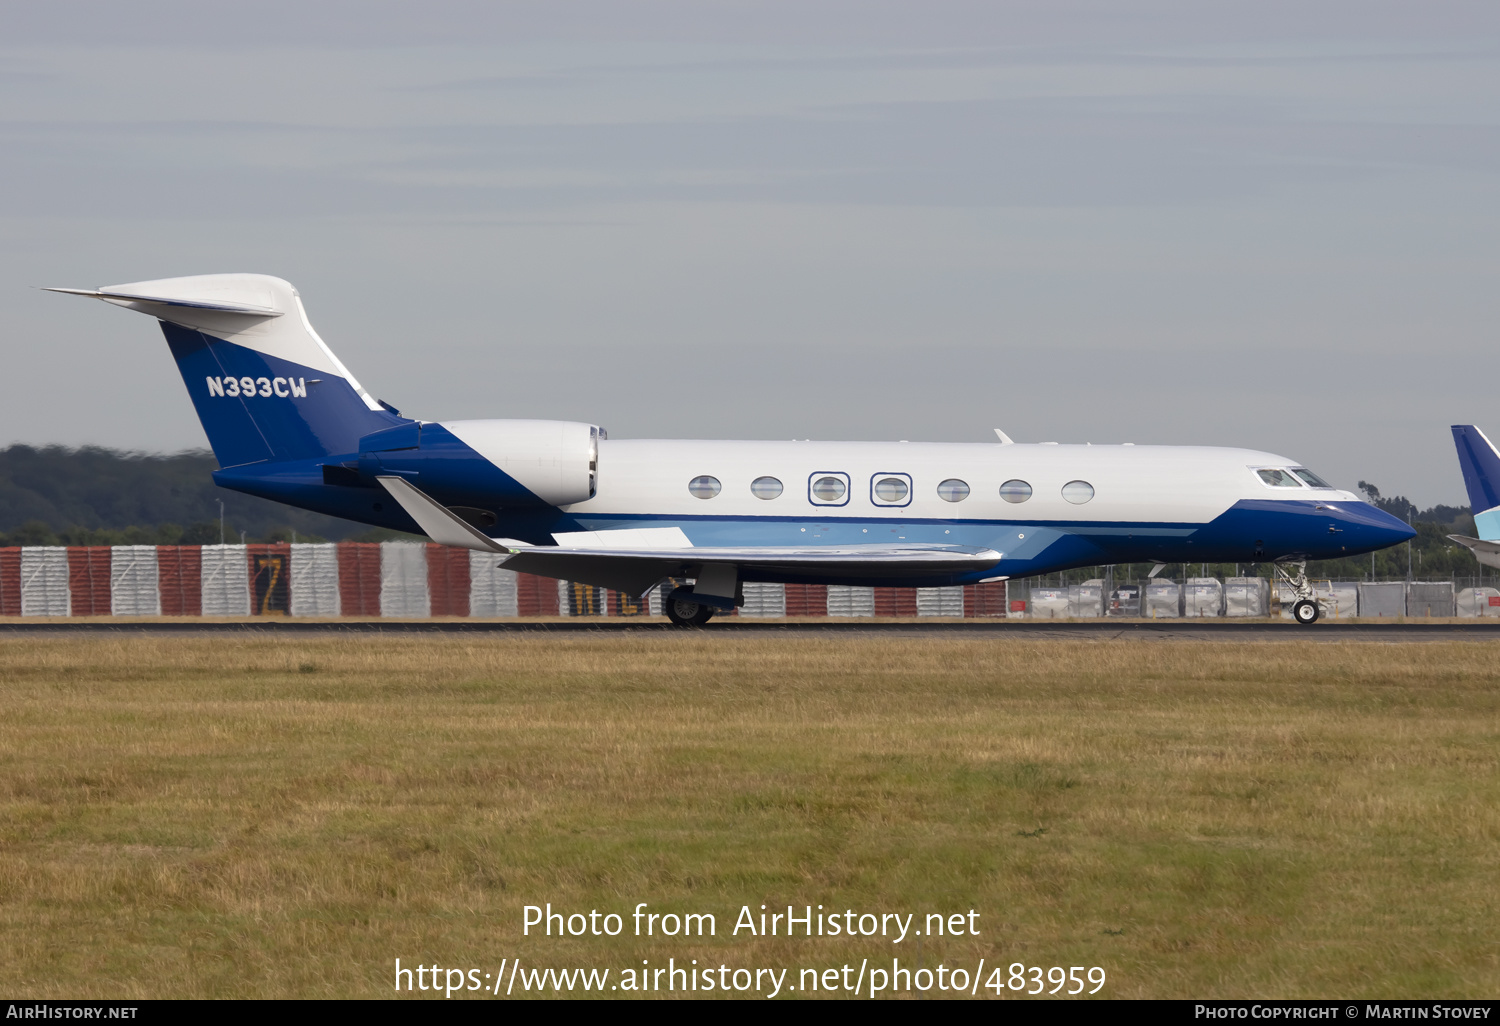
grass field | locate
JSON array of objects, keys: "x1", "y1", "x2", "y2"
[{"x1": 1, "y1": 635, "x2": 1497, "y2": 999}]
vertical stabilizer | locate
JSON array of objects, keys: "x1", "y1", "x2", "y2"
[
  {"x1": 49, "y1": 274, "x2": 407, "y2": 467},
  {"x1": 1452, "y1": 425, "x2": 1500, "y2": 540}
]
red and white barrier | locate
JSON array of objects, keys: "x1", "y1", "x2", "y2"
[
  {"x1": 468, "y1": 550, "x2": 518, "y2": 616},
  {"x1": 379, "y1": 542, "x2": 430, "y2": 618},
  {"x1": 0, "y1": 543, "x2": 1009, "y2": 618},
  {"x1": 111, "y1": 545, "x2": 161, "y2": 615},
  {"x1": 427, "y1": 544, "x2": 470, "y2": 617},
  {"x1": 289, "y1": 543, "x2": 340, "y2": 616},
  {"x1": 337, "y1": 543, "x2": 381, "y2": 616},
  {"x1": 19, "y1": 548, "x2": 70, "y2": 615},
  {"x1": 158, "y1": 546, "x2": 202, "y2": 615},
  {"x1": 201, "y1": 545, "x2": 250, "y2": 616}
]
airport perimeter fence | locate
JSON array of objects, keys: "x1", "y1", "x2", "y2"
[
  {"x1": 1021, "y1": 576, "x2": 1496, "y2": 619},
  {"x1": 0, "y1": 543, "x2": 1490, "y2": 619}
]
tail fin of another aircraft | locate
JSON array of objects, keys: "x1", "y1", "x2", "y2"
[
  {"x1": 1451, "y1": 425, "x2": 1500, "y2": 541},
  {"x1": 48, "y1": 274, "x2": 407, "y2": 468}
]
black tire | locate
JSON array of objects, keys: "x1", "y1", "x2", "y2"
[
  {"x1": 1293, "y1": 599, "x2": 1319, "y2": 624},
  {"x1": 665, "y1": 587, "x2": 715, "y2": 627}
]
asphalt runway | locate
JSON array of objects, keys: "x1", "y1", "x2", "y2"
[{"x1": 2, "y1": 619, "x2": 1498, "y2": 640}]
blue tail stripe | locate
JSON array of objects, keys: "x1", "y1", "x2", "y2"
[
  {"x1": 162, "y1": 322, "x2": 406, "y2": 467},
  {"x1": 1451, "y1": 425, "x2": 1500, "y2": 516}
]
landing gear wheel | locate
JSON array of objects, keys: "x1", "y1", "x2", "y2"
[
  {"x1": 1275, "y1": 560, "x2": 1319, "y2": 627},
  {"x1": 664, "y1": 587, "x2": 715, "y2": 627}
]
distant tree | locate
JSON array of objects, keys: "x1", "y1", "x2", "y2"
[
  {"x1": 1415, "y1": 504, "x2": 1469, "y2": 527},
  {"x1": 5, "y1": 520, "x2": 61, "y2": 546},
  {"x1": 1356, "y1": 480, "x2": 1416, "y2": 522},
  {"x1": 264, "y1": 526, "x2": 328, "y2": 544},
  {"x1": 180, "y1": 522, "x2": 222, "y2": 545},
  {"x1": 0, "y1": 444, "x2": 375, "y2": 541}
]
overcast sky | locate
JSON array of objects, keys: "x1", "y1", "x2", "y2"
[{"x1": 3, "y1": 1, "x2": 1497, "y2": 504}]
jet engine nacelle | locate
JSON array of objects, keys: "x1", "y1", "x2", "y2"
[{"x1": 359, "y1": 418, "x2": 602, "y2": 509}]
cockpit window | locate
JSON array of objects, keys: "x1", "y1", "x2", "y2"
[
  {"x1": 1256, "y1": 468, "x2": 1303, "y2": 488},
  {"x1": 1291, "y1": 468, "x2": 1331, "y2": 488}
]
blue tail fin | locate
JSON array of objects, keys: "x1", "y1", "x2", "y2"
[
  {"x1": 1452, "y1": 425, "x2": 1500, "y2": 540},
  {"x1": 50, "y1": 274, "x2": 407, "y2": 467}
]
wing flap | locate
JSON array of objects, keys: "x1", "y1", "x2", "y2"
[{"x1": 500, "y1": 543, "x2": 1002, "y2": 595}]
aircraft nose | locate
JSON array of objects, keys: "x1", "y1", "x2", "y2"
[{"x1": 1347, "y1": 501, "x2": 1416, "y2": 547}]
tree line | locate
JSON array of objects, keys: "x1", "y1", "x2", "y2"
[{"x1": 0, "y1": 445, "x2": 411, "y2": 547}]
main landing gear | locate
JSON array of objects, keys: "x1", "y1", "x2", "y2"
[
  {"x1": 664, "y1": 586, "x2": 715, "y2": 627},
  {"x1": 1274, "y1": 560, "x2": 1320, "y2": 625}
]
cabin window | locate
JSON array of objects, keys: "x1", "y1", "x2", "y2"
[
  {"x1": 751, "y1": 476, "x2": 783, "y2": 499},
  {"x1": 1291, "y1": 468, "x2": 1331, "y2": 488},
  {"x1": 871, "y1": 474, "x2": 912, "y2": 506},
  {"x1": 937, "y1": 478, "x2": 970, "y2": 502},
  {"x1": 1062, "y1": 480, "x2": 1094, "y2": 504},
  {"x1": 1000, "y1": 479, "x2": 1032, "y2": 503},
  {"x1": 688, "y1": 475, "x2": 722, "y2": 499},
  {"x1": 809, "y1": 473, "x2": 849, "y2": 505},
  {"x1": 1256, "y1": 469, "x2": 1302, "y2": 488}
]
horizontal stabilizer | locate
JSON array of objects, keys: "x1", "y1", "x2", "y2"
[
  {"x1": 43, "y1": 286, "x2": 282, "y2": 317},
  {"x1": 1448, "y1": 533, "x2": 1500, "y2": 571}
]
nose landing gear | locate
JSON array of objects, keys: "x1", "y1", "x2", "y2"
[{"x1": 1274, "y1": 560, "x2": 1320, "y2": 625}]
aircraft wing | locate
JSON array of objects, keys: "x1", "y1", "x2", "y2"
[
  {"x1": 499, "y1": 542, "x2": 1002, "y2": 596},
  {"x1": 374, "y1": 475, "x2": 1002, "y2": 595}
]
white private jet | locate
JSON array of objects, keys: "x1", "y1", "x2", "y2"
[{"x1": 50, "y1": 274, "x2": 1414, "y2": 625}]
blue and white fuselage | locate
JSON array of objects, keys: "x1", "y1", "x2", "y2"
[
  {"x1": 52, "y1": 274, "x2": 1414, "y2": 606},
  {"x1": 519, "y1": 436, "x2": 1405, "y2": 577}
]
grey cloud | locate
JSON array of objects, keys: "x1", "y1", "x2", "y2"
[
  {"x1": 6, "y1": 95, "x2": 1496, "y2": 222},
  {"x1": 6, "y1": 1, "x2": 1497, "y2": 48},
  {"x1": 418, "y1": 43, "x2": 1500, "y2": 91}
]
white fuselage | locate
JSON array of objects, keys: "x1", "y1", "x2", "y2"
[{"x1": 565, "y1": 438, "x2": 1354, "y2": 526}]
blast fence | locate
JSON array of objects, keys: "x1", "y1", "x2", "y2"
[{"x1": 0, "y1": 544, "x2": 1487, "y2": 618}]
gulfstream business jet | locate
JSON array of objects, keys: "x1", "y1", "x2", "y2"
[{"x1": 50, "y1": 274, "x2": 1414, "y2": 625}]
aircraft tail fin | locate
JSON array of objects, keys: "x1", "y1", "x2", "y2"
[
  {"x1": 48, "y1": 274, "x2": 407, "y2": 468},
  {"x1": 1451, "y1": 425, "x2": 1500, "y2": 541}
]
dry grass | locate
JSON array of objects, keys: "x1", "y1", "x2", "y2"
[{"x1": 0, "y1": 635, "x2": 1496, "y2": 999}]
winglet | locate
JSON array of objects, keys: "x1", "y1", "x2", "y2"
[
  {"x1": 993, "y1": 428, "x2": 1015, "y2": 444},
  {"x1": 375, "y1": 476, "x2": 509, "y2": 552}
]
